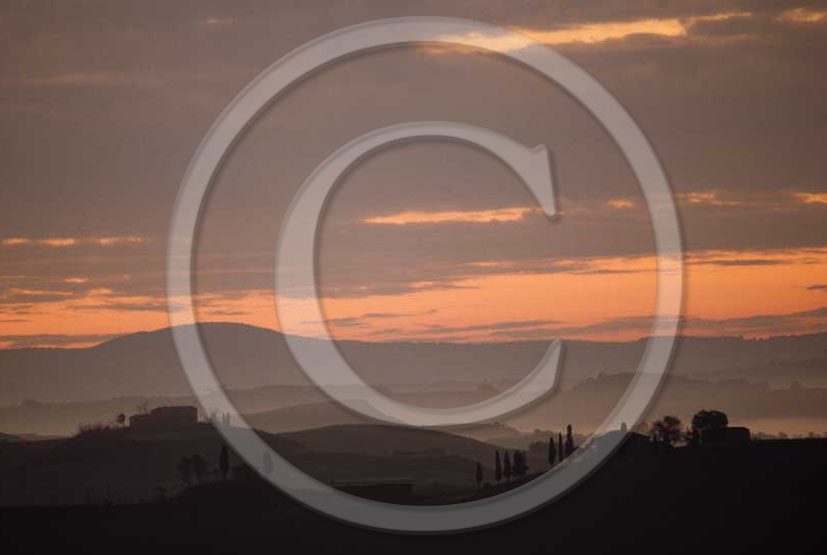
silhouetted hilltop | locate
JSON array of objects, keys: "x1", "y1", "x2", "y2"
[
  {"x1": 0, "y1": 422, "x2": 508, "y2": 507},
  {"x1": 2, "y1": 434, "x2": 825, "y2": 554}
]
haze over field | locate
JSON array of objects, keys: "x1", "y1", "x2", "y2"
[{"x1": 1, "y1": 323, "x2": 824, "y2": 436}]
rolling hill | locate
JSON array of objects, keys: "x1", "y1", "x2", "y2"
[{"x1": 1, "y1": 323, "x2": 824, "y2": 409}]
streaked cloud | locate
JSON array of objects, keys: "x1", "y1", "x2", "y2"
[
  {"x1": 777, "y1": 8, "x2": 827, "y2": 24},
  {"x1": 1, "y1": 235, "x2": 149, "y2": 248},
  {"x1": 678, "y1": 191, "x2": 741, "y2": 207},
  {"x1": 433, "y1": 11, "x2": 751, "y2": 53},
  {"x1": 0, "y1": 333, "x2": 118, "y2": 349},
  {"x1": 490, "y1": 306, "x2": 827, "y2": 341},
  {"x1": 607, "y1": 199, "x2": 635, "y2": 209},
  {"x1": 362, "y1": 207, "x2": 536, "y2": 225},
  {"x1": 794, "y1": 192, "x2": 827, "y2": 205}
]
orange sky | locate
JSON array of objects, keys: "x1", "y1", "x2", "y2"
[
  {"x1": 2, "y1": 246, "x2": 825, "y2": 348},
  {"x1": 1, "y1": 5, "x2": 826, "y2": 349}
]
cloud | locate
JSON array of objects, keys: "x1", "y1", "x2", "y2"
[
  {"x1": 794, "y1": 192, "x2": 827, "y2": 205},
  {"x1": 203, "y1": 309, "x2": 250, "y2": 316},
  {"x1": 362, "y1": 207, "x2": 536, "y2": 225},
  {"x1": 0, "y1": 333, "x2": 118, "y2": 349},
  {"x1": 691, "y1": 258, "x2": 786, "y2": 267},
  {"x1": 68, "y1": 300, "x2": 171, "y2": 313},
  {"x1": 323, "y1": 316, "x2": 365, "y2": 328},
  {"x1": 432, "y1": 11, "x2": 752, "y2": 52},
  {"x1": 678, "y1": 191, "x2": 741, "y2": 207},
  {"x1": 607, "y1": 199, "x2": 635, "y2": 209},
  {"x1": 1, "y1": 235, "x2": 149, "y2": 248},
  {"x1": 806, "y1": 284, "x2": 827, "y2": 292},
  {"x1": 777, "y1": 8, "x2": 827, "y2": 24},
  {"x1": 423, "y1": 319, "x2": 561, "y2": 335},
  {"x1": 497, "y1": 306, "x2": 827, "y2": 340}
]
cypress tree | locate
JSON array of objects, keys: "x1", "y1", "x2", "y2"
[
  {"x1": 565, "y1": 424, "x2": 575, "y2": 458},
  {"x1": 503, "y1": 451, "x2": 512, "y2": 482},
  {"x1": 548, "y1": 435, "x2": 557, "y2": 467},
  {"x1": 513, "y1": 450, "x2": 529, "y2": 477},
  {"x1": 495, "y1": 450, "x2": 502, "y2": 483}
]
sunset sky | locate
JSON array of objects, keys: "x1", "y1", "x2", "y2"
[{"x1": 1, "y1": 1, "x2": 826, "y2": 348}]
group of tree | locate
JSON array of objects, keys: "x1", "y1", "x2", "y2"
[
  {"x1": 546, "y1": 424, "x2": 577, "y2": 468},
  {"x1": 650, "y1": 410, "x2": 729, "y2": 447},
  {"x1": 483, "y1": 449, "x2": 531, "y2": 487}
]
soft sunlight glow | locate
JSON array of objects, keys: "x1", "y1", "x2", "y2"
[
  {"x1": 607, "y1": 199, "x2": 635, "y2": 209},
  {"x1": 432, "y1": 12, "x2": 751, "y2": 52},
  {"x1": 0, "y1": 235, "x2": 148, "y2": 248},
  {"x1": 778, "y1": 8, "x2": 827, "y2": 24},
  {"x1": 679, "y1": 191, "x2": 741, "y2": 207},
  {"x1": 363, "y1": 207, "x2": 536, "y2": 225},
  {"x1": 795, "y1": 192, "x2": 827, "y2": 205}
]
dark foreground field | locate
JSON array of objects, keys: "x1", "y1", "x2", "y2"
[{"x1": 1, "y1": 437, "x2": 825, "y2": 554}]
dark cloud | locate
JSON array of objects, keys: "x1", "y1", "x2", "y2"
[
  {"x1": 0, "y1": 333, "x2": 117, "y2": 348},
  {"x1": 691, "y1": 258, "x2": 787, "y2": 267},
  {"x1": 204, "y1": 309, "x2": 251, "y2": 316},
  {"x1": 806, "y1": 284, "x2": 827, "y2": 291},
  {"x1": 324, "y1": 317, "x2": 365, "y2": 328},
  {"x1": 490, "y1": 306, "x2": 827, "y2": 340},
  {"x1": 68, "y1": 301, "x2": 171, "y2": 313}
]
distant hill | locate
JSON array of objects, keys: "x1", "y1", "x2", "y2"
[{"x1": 1, "y1": 323, "x2": 824, "y2": 409}]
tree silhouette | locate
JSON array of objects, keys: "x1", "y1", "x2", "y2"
[
  {"x1": 503, "y1": 451, "x2": 512, "y2": 482},
  {"x1": 191, "y1": 454, "x2": 207, "y2": 484},
  {"x1": 495, "y1": 450, "x2": 502, "y2": 483},
  {"x1": 177, "y1": 456, "x2": 193, "y2": 485},
  {"x1": 651, "y1": 415, "x2": 684, "y2": 447},
  {"x1": 565, "y1": 424, "x2": 575, "y2": 458},
  {"x1": 512, "y1": 451, "x2": 529, "y2": 478},
  {"x1": 219, "y1": 445, "x2": 229, "y2": 480},
  {"x1": 558, "y1": 432, "x2": 564, "y2": 461},
  {"x1": 548, "y1": 435, "x2": 557, "y2": 467},
  {"x1": 691, "y1": 410, "x2": 728, "y2": 444},
  {"x1": 116, "y1": 413, "x2": 126, "y2": 428},
  {"x1": 475, "y1": 462, "x2": 483, "y2": 488}
]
